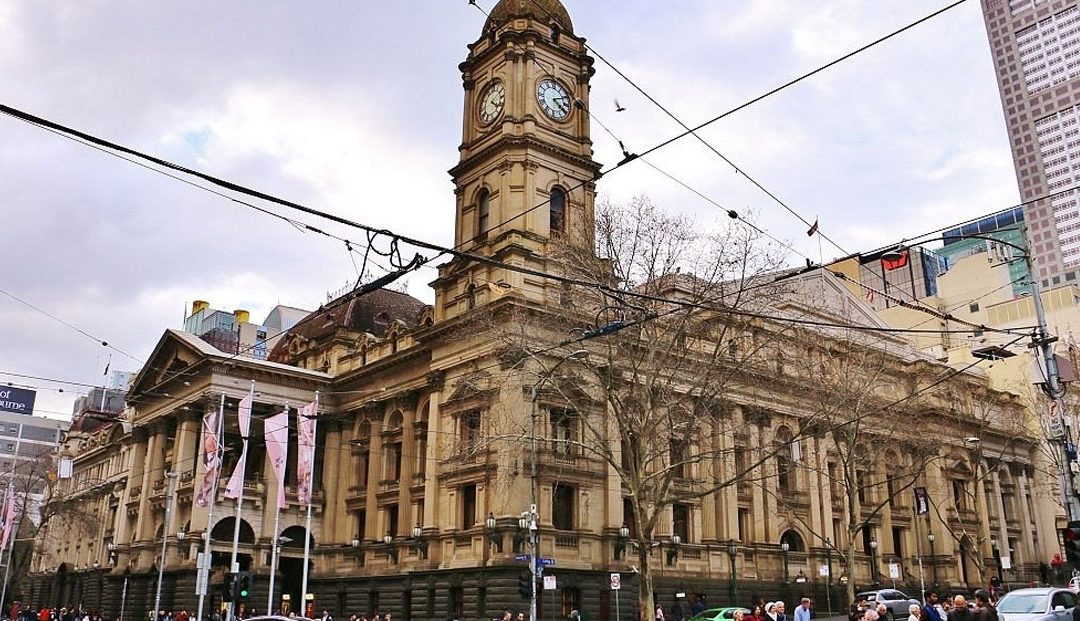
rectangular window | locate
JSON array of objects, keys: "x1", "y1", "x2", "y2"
[
  {"x1": 623, "y1": 497, "x2": 638, "y2": 538},
  {"x1": 670, "y1": 439, "x2": 687, "y2": 479},
  {"x1": 461, "y1": 484, "x2": 477, "y2": 529},
  {"x1": 738, "y1": 509, "x2": 750, "y2": 541},
  {"x1": 857, "y1": 470, "x2": 868, "y2": 504},
  {"x1": 551, "y1": 409, "x2": 574, "y2": 456},
  {"x1": 386, "y1": 504, "x2": 399, "y2": 537},
  {"x1": 953, "y1": 480, "x2": 967, "y2": 510},
  {"x1": 450, "y1": 587, "x2": 464, "y2": 621},
  {"x1": 356, "y1": 449, "x2": 370, "y2": 487},
  {"x1": 673, "y1": 504, "x2": 690, "y2": 542},
  {"x1": 553, "y1": 484, "x2": 575, "y2": 530},
  {"x1": 462, "y1": 411, "x2": 481, "y2": 449},
  {"x1": 356, "y1": 509, "x2": 367, "y2": 541},
  {"x1": 827, "y1": 462, "x2": 840, "y2": 501},
  {"x1": 892, "y1": 526, "x2": 904, "y2": 559},
  {"x1": 387, "y1": 442, "x2": 403, "y2": 480}
]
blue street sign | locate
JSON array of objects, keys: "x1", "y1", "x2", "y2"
[
  {"x1": 538, "y1": 558, "x2": 556, "y2": 566},
  {"x1": 515, "y1": 554, "x2": 530, "y2": 562}
]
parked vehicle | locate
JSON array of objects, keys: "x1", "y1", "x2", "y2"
[
  {"x1": 854, "y1": 590, "x2": 921, "y2": 621},
  {"x1": 996, "y1": 587, "x2": 1078, "y2": 621},
  {"x1": 689, "y1": 608, "x2": 752, "y2": 621}
]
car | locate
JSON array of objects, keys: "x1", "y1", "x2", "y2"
[
  {"x1": 855, "y1": 590, "x2": 921, "y2": 621},
  {"x1": 689, "y1": 607, "x2": 752, "y2": 621},
  {"x1": 996, "y1": 587, "x2": 1078, "y2": 621}
]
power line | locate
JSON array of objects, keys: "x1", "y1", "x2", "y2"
[
  {"x1": 0, "y1": 102, "x2": 1035, "y2": 343},
  {"x1": 0, "y1": 287, "x2": 142, "y2": 364},
  {"x1": 505, "y1": 0, "x2": 970, "y2": 323}
]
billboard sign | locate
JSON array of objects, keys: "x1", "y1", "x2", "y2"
[{"x1": 0, "y1": 387, "x2": 34, "y2": 415}]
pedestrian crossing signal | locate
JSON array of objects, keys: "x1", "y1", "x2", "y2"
[
  {"x1": 223, "y1": 573, "x2": 236, "y2": 602},
  {"x1": 1063, "y1": 521, "x2": 1080, "y2": 564},
  {"x1": 237, "y1": 571, "x2": 253, "y2": 600}
]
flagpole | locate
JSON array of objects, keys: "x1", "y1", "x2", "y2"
[
  {"x1": 300, "y1": 393, "x2": 319, "y2": 614},
  {"x1": 197, "y1": 394, "x2": 226, "y2": 621},
  {"x1": 268, "y1": 496, "x2": 282, "y2": 613},
  {"x1": 229, "y1": 382, "x2": 255, "y2": 576}
]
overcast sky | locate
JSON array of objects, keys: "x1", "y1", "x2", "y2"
[{"x1": 0, "y1": 0, "x2": 1018, "y2": 419}]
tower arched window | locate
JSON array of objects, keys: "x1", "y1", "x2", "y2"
[
  {"x1": 477, "y1": 189, "x2": 490, "y2": 239},
  {"x1": 549, "y1": 186, "x2": 566, "y2": 234}
]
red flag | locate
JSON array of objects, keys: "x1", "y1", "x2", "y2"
[
  {"x1": 194, "y1": 405, "x2": 222, "y2": 508},
  {"x1": 224, "y1": 393, "x2": 252, "y2": 499},
  {"x1": 296, "y1": 400, "x2": 317, "y2": 506},
  {"x1": 881, "y1": 250, "x2": 909, "y2": 271},
  {"x1": 264, "y1": 409, "x2": 290, "y2": 509}
]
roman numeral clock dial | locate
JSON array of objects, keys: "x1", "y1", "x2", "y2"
[
  {"x1": 479, "y1": 81, "x2": 505, "y2": 125},
  {"x1": 537, "y1": 78, "x2": 571, "y2": 120}
]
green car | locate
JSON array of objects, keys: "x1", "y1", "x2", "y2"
[{"x1": 689, "y1": 607, "x2": 752, "y2": 621}]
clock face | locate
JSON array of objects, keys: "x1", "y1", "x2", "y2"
[
  {"x1": 479, "y1": 81, "x2": 505, "y2": 125},
  {"x1": 536, "y1": 78, "x2": 571, "y2": 120}
]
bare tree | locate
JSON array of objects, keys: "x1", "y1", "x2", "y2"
[{"x1": 489, "y1": 196, "x2": 833, "y2": 621}]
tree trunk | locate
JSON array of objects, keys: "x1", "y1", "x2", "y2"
[{"x1": 637, "y1": 535, "x2": 655, "y2": 621}]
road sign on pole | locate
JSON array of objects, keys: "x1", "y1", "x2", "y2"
[
  {"x1": 544, "y1": 575, "x2": 557, "y2": 590},
  {"x1": 610, "y1": 573, "x2": 621, "y2": 590}
]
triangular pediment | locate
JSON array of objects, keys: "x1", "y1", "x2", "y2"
[{"x1": 128, "y1": 329, "x2": 218, "y2": 395}]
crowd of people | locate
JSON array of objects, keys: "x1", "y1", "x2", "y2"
[{"x1": 850, "y1": 591, "x2": 998, "y2": 621}]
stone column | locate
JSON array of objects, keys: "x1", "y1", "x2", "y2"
[
  {"x1": 423, "y1": 390, "x2": 442, "y2": 529},
  {"x1": 135, "y1": 425, "x2": 165, "y2": 541},
  {"x1": 1016, "y1": 468, "x2": 1036, "y2": 565},
  {"x1": 990, "y1": 469, "x2": 1009, "y2": 564},
  {"x1": 399, "y1": 404, "x2": 415, "y2": 531},
  {"x1": 323, "y1": 423, "x2": 343, "y2": 542},
  {"x1": 366, "y1": 414, "x2": 384, "y2": 538}
]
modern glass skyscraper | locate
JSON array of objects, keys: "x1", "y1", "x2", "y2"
[{"x1": 981, "y1": 0, "x2": 1080, "y2": 286}]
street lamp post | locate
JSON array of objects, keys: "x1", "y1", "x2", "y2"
[
  {"x1": 825, "y1": 538, "x2": 834, "y2": 617},
  {"x1": 727, "y1": 541, "x2": 739, "y2": 605},
  {"x1": 153, "y1": 471, "x2": 179, "y2": 619},
  {"x1": 869, "y1": 540, "x2": 879, "y2": 586},
  {"x1": 269, "y1": 535, "x2": 292, "y2": 612},
  {"x1": 927, "y1": 534, "x2": 937, "y2": 586},
  {"x1": 781, "y1": 541, "x2": 790, "y2": 583},
  {"x1": 991, "y1": 538, "x2": 1003, "y2": 584}
]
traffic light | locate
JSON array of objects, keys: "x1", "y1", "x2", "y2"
[
  {"x1": 223, "y1": 572, "x2": 236, "y2": 602},
  {"x1": 1063, "y1": 521, "x2": 1080, "y2": 564},
  {"x1": 237, "y1": 571, "x2": 253, "y2": 600},
  {"x1": 517, "y1": 570, "x2": 531, "y2": 599}
]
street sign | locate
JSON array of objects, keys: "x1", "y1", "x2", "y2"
[
  {"x1": 544, "y1": 575, "x2": 557, "y2": 590},
  {"x1": 515, "y1": 554, "x2": 530, "y2": 562},
  {"x1": 819, "y1": 565, "x2": 830, "y2": 577},
  {"x1": 1001, "y1": 556, "x2": 1012, "y2": 570},
  {"x1": 611, "y1": 573, "x2": 621, "y2": 591},
  {"x1": 538, "y1": 558, "x2": 556, "y2": 566},
  {"x1": 888, "y1": 563, "x2": 900, "y2": 579}
]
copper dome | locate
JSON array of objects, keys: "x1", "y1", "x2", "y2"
[{"x1": 484, "y1": 0, "x2": 574, "y2": 34}]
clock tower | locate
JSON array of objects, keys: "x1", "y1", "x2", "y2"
[{"x1": 434, "y1": 0, "x2": 600, "y2": 320}]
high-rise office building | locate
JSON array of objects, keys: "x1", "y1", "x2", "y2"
[{"x1": 980, "y1": 0, "x2": 1080, "y2": 286}]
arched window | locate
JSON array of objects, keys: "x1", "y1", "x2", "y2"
[
  {"x1": 780, "y1": 529, "x2": 805, "y2": 552},
  {"x1": 477, "y1": 189, "x2": 490, "y2": 238},
  {"x1": 549, "y1": 186, "x2": 566, "y2": 234}
]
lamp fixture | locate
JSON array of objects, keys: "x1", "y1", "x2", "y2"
[
  {"x1": 412, "y1": 522, "x2": 429, "y2": 559},
  {"x1": 615, "y1": 524, "x2": 630, "y2": 560},
  {"x1": 384, "y1": 533, "x2": 398, "y2": 563},
  {"x1": 666, "y1": 535, "x2": 681, "y2": 566}
]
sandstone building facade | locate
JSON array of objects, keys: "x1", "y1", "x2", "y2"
[{"x1": 31, "y1": 2, "x2": 1063, "y2": 620}]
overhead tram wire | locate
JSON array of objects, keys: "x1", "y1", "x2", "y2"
[
  {"x1": 466, "y1": 1, "x2": 814, "y2": 264},
  {"x1": 484, "y1": 0, "x2": 970, "y2": 321},
  {"x1": 455, "y1": 1, "x2": 968, "y2": 256},
  {"x1": 0, "y1": 103, "x2": 1036, "y2": 342},
  {"x1": 9, "y1": 112, "x2": 438, "y2": 280},
  {"x1": 0, "y1": 286, "x2": 143, "y2": 364}
]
